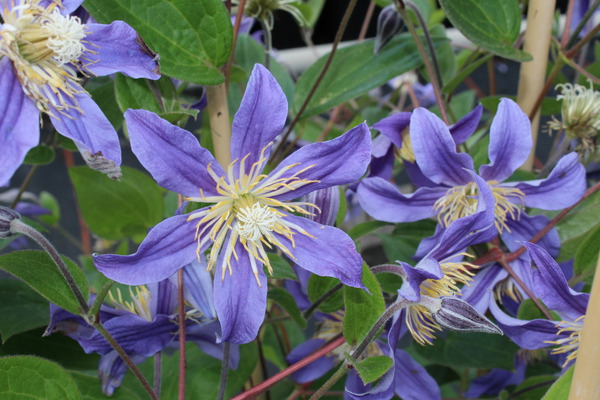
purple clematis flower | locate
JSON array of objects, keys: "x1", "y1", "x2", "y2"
[
  {"x1": 490, "y1": 242, "x2": 589, "y2": 368},
  {"x1": 94, "y1": 64, "x2": 371, "y2": 344},
  {"x1": 45, "y1": 262, "x2": 234, "y2": 396},
  {"x1": 357, "y1": 98, "x2": 586, "y2": 237},
  {"x1": 0, "y1": 0, "x2": 160, "y2": 185}
]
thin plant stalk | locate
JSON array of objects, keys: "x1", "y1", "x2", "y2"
[
  {"x1": 154, "y1": 352, "x2": 162, "y2": 398},
  {"x1": 516, "y1": 0, "x2": 557, "y2": 172},
  {"x1": 569, "y1": 251, "x2": 600, "y2": 399},
  {"x1": 177, "y1": 268, "x2": 186, "y2": 400},
  {"x1": 224, "y1": 0, "x2": 247, "y2": 85},
  {"x1": 217, "y1": 342, "x2": 232, "y2": 400}
]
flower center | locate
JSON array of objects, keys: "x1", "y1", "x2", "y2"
[
  {"x1": 0, "y1": 1, "x2": 91, "y2": 113},
  {"x1": 394, "y1": 128, "x2": 416, "y2": 163},
  {"x1": 545, "y1": 316, "x2": 584, "y2": 367},
  {"x1": 549, "y1": 81, "x2": 600, "y2": 144},
  {"x1": 109, "y1": 286, "x2": 154, "y2": 322},
  {"x1": 186, "y1": 144, "x2": 319, "y2": 287},
  {"x1": 433, "y1": 180, "x2": 525, "y2": 232}
]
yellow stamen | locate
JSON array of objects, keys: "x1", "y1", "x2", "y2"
[{"x1": 545, "y1": 316, "x2": 584, "y2": 367}]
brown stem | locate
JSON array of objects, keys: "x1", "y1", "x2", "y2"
[
  {"x1": 561, "y1": 0, "x2": 577, "y2": 48},
  {"x1": 177, "y1": 268, "x2": 186, "y2": 400},
  {"x1": 358, "y1": 1, "x2": 376, "y2": 42},
  {"x1": 224, "y1": 0, "x2": 246, "y2": 85}
]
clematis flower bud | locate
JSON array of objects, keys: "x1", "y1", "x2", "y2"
[
  {"x1": 431, "y1": 297, "x2": 503, "y2": 335},
  {"x1": 304, "y1": 186, "x2": 340, "y2": 226},
  {"x1": 375, "y1": 5, "x2": 403, "y2": 54},
  {"x1": 0, "y1": 206, "x2": 21, "y2": 239}
]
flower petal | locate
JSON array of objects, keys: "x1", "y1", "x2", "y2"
[
  {"x1": 287, "y1": 338, "x2": 334, "y2": 383},
  {"x1": 357, "y1": 177, "x2": 443, "y2": 223},
  {"x1": 372, "y1": 111, "x2": 411, "y2": 148},
  {"x1": 393, "y1": 349, "x2": 441, "y2": 400},
  {"x1": 479, "y1": 98, "x2": 531, "y2": 182},
  {"x1": 268, "y1": 123, "x2": 372, "y2": 201},
  {"x1": 461, "y1": 265, "x2": 508, "y2": 314},
  {"x1": 276, "y1": 216, "x2": 364, "y2": 289},
  {"x1": 84, "y1": 22, "x2": 160, "y2": 79},
  {"x1": 512, "y1": 152, "x2": 586, "y2": 210},
  {"x1": 125, "y1": 109, "x2": 224, "y2": 197},
  {"x1": 398, "y1": 260, "x2": 442, "y2": 302},
  {"x1": 371, "y1": 133, "x2": 393, "y2": 158},
  {"x1": 525, "y1": 243, "x2": 589, "y2": 319},
  {"x1": 49, "y1": 90, "x2": 121, "y2": 167},
  {"x1": 410, "y1": 107, "x2": 474, "y2": 186},
  {"x1": 182, "y1": 259, "x2": 217, "y2": 320},
  {"x1": 231, "y1": 64, "x2": 287, "y2": 172},
  {"x1": 0, "y1": 58, "x2": 40, "y2": 186},
  {"x1": 213, "y1": 242, "x2": 268, "y2": 344},
  {"x1": 94, "y1": 214, "x2": 198, "y2": 285},
  {"x1": 449, "y1": 104, "x2": 483, "y2": 145},
  {"x1": 502, "y1": 214, "x2": 560, "y2": 256}
]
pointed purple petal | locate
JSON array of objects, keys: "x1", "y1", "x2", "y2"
[
  {"x1": 465, "y1": 356, "x2": 526, "y2": 398},
  {"x1": 0, "y1": 58, "x2": 40, "y2": 186},
  {"x1": 287, "y1": 338, "x2": 334, "y2": 383},
  {"x1": 357, "y1": 177, "x2": 443, "y2": 223},
  {"x1": 231, "y1": 64, "x2": 287, "y2": 172},
  {"x1": 84, "y1": 22, "x2": 160, "y2": 79},
  {"x1": 480, "y1": 99, "x2": 531, "y2": 182},
  {"x1": 369, "y1": 146, "x2": 394, "y2": 180},
  {"x1": 126, "y1": 109, "x2": 224, "y2": 197},
  {"x1": 372, "y1": 111, "x2": 411, "y2": 148},
  {"x1": 49, "y1": 90, "x2": 121, "y2": 166},
  {"x1": 98, "y1": 352, "x2": 136, "y2": 396},
  {"x1": 371, "y1": 134, "x2": 393, "y2": 158},
  {"x1": 398, "y1": 260, "x2": 442, "y2": 302},
  {"x1": 449, "y1": 104, "x2": 483, "y2": 145},
  {"x1": 182, "y1": 259, "x2": 217, "y2": 320},
  {"x1": 490, "y1": 298, "x2": 559, "y2": 349},
  {"x1": 461, "y1": 265, "x2": 508, "y2": 314},
  {"x1": 404, "y1": 161, "x2": 437, "y2": 188},
  {"x1": 269, "y1": 123, "x2": 372, "y2": 201},
  {"x1": 214, "y1": 243, "x2": 268, "y2": 344},
  {"x1": 502, "y1": 214, "x2": 560, "y2": 256},
  {"x1": 148, "y1": 276, "x2": 177, "y2": 317},
  {"x1": 393, "y1": 349, "x2": 441, "y2": 400},
  {"x1": 94, "y1": 214, "x2": 198, "y2": 285},
  {"x1": 525, "y1": 243, "x2": 589, "y2": 319},
  {"x1": 410, "y1": 107, "x2": 474, "y2": 185},
  {"x1": 512, "y1": 153, "x2": 585, "y2": 209}
]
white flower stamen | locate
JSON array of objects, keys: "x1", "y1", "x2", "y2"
[
  {"x1": 42, "y1": 9, "x2": 87, "y2": 66},
  {"x1": 236, "y1": 203, "x2": 278, "y2": 241}
]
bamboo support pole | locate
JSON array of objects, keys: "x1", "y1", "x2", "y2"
[
  {"x1": 569, "y1": 250, "x2": 600, "y2": 399},
  {"x1": 516, "y1": 0, "x2": 556, "y2": 171},
  {"x1": 206, "y1": 83, "x2": 232, "y2": 167}
]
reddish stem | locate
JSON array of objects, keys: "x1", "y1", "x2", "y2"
[
  {"x1": 178, "y1": 268, "x2": 186, "y2": 400},
  {"x1": 63, "y1": 150, "x2": 91, "y2": 255},
  {"x1": 231, "y1": 336, "x2": 345, "y2": 400},
  {"x1": 224, "y1": 0, "x2": 247, "y2": 85}
]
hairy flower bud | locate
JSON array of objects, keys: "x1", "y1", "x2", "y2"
[
  {"x1": 375, "y1": 5, "x2": 403, "y2": 54},
  {"x1": 0, "y1": 206, "x2": 21, "y2": 239},
  {"x1": 432, "y1": 297, "x2": 503, "y2": 335}
]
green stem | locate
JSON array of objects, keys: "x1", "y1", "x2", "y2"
[
  {"x1": 309, "y1": 363, "x2": 348, "y2": 400},
  {"x1": 566, "y1": 0, "x2": 600, "y2": 48},
  {"x1": 302, "y1": 283, "x2": 343, "y2": 319},
  {"x1": 10, "y1": 219, "x2": 89, "y2": 314},
  {"x1": 87, "y1": 280, "x2": 114, "y2": 320},
  {"x1": 9, "y1": 165, "x2": 39, "y2": 209},
  {"x1": 217, "y1": 342, "x2": 231, "y2": 400}
]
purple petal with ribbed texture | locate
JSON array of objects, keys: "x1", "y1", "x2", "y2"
[
  {"x1": 84, "y1": 22, "x2": 160, "y2": 79},
  {"x1": 275, "y1": 216, "x2": 364, "y2": 289},
  {"x1": 512, "y1": 153, "x2": 585, "y2": 210},
  {"x1": 525, "y1": 243, "x2": 589, "y2": 320},
  {"x1": 49, "y1": 90, "x2": 121, "y2": 166},
  {"x1": 304, "y1": 186, "x2": 339, "y2": 226},
  {"x1": 182, "y1": 259, "x2": 217, "y2": 320},
  {"x1": 99, "y1": 352, "x2": 146, "y2": 396},
  {"x1": 213, "y1": 241, "x2": 268, "y2": 344},
  {"x1": 231, "y1": 64, "x2": 287, "y2": 174},
  {"x1": 94, "y1": 214, "x2": 198, "y2": 285},
  {"x1": 404, "y1": 161, "x2": 437, "y2": 188},
  {"x1": 147, "y1": 275, "x2": 177, "y2": 317},
  {"x1": 449, "y1": 104, "x2": 483, "y2": 145},
  {"x1": 461, "y1": 265, "x2": 508, "y2": 314},
  {"x1": 480, "y1": 99, "x2": 531, "y2": 182},
  {"x1": 502, "y1": 214, "x2": 560, "y2": 257},
  {"x1": 369, "y1": 146, "x2": 394, "y2": 180},
  {"x1": 398, "y1": 260, "x2": 442, "y2": 302},
  {"x1": 268, "y1": 123, "x2": 371, "y2": 201},
  {"x1": 0, "y1": 58, "x2": 40, "y2": 186},
  {"x1": 357, "y1": 177, "x2": 443, "y2": 223},
  {"x1": 372, "y1": 111, "x2": 411, "y2": 148},
  {"x1": 126, "y1": 109, "x2": 224, "y2": 198},
  {"x1": 410, "y1": 107, "x2": 474, "y2": 185},
  {"x1": 465, "y1": 356, "x2": 526, "y2": 398},
  {"x1": 393, "y1": 349, "x2": 441, "y2": 400},
  {"x1": 489, "y1": 296, "x2": 559, "y2": 349},
  {"x1": 371, "y1": 133, "x2": 393, "y2": 158},
  {"x1": 287, "y1": 338, "x2": 335, "y2": 383}
]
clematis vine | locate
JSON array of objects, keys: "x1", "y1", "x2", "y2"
[
  {"x1": 490, "y1": 242, "x2": 589, "y2": 369},
  {"x1": 45, "y1": 261, "x2": 234, "y2": 396},
  {"x1": 0, "y1": 0, "x2": 160, "y2": 185},
  {"x1": 357, "y1": 98, "x2": 586, "y2": 240},
  {"x1": 94, "y1": 64, "x2": 371, "y2": 344}
]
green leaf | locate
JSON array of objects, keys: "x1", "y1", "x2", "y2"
[
  {"x1": 87, "y1": 78, "x2": 123, "y2": 130},
  {"x1": 0, "y1": 328, "x2": 99, "y2": 371},
  {"x1": 268, "y1": 287, "x2": 307, "y2": 328},
  {"x1": 554, "y1": 190, "x2": 600, "y2": 262},
  {"x1": 379, "y1": 220, "x2": 437, "y2": 263},
  {"x1": 438, "y1": 0, "x2": 532, "y2": 61},
  {"x1": 0, "y1": 251, "x2": 88, "y2": 315},
  {"x1": 38, "y1": 191, "x2": 61, "y2": 226},
  {"x1": 542, "y1": 365, "x2": 573, "y2": 399},
  {"x1": 0, "y1": 280, "x2": 49, "y2": 344},
  {"x1": 70, "y1": 372, "x2": 143, "y2": 400},
  {"x1": 415, "y1": 331, "x2": 519, "y2": 369},
  {"x1": 293, "y1": 33, "x2": 448, "y2": 118},
  {"x1": 85, "y1": 0, "x2": 232, "y2": 85},
  {"x1": 574, "y1": 224, "x2": 600, "y2": 275},
  {"x1": 345, "y1": 355, "x2": 394, "y2": 385},
  {"x1": 343, "y1": 264, "x2": 385, "y2": 346},
  {"x1": 114, "y1": 74, "x2": 162, "y2": 114},
  {"x1": 348, "y1": 221, "x2": 390, "y2": 241},
  {"x1": 69, "y1": 166, "x2": 164, "y2": 241},
  {"x1": 0, "y1": 356, "x2": 81, "y2": 399},
  {"x1": 308, "y1": 275, "x2": 344, "y2": 313},
  {"x1": 513, "y1": 375, "x2": 557, "y2": 400},
  {"x1": 23, "y1": 145, "x2": 55, "y2": 165},
  {"x1": 264, "y1": 253, "x2": 297, "y2": 281}
]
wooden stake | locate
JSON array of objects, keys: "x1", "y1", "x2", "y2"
[{"x1": 206, "y1": 83, "x2": 232, "y2": 167}]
